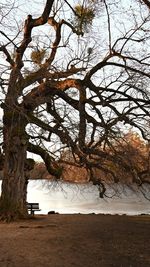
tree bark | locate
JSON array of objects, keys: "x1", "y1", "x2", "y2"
[{"x1": 0, "y1": 105, "x2": 28, "y2": 221}]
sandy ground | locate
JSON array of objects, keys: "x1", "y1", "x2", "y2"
[{"x1": 0, "y1": 214, "x2": 149, "y2": 267}]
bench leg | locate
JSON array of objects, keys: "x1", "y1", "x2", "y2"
[{"x1": 31, "y1": 210, "x2": 35, "y2": 215}]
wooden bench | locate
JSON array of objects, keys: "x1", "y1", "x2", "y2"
[{"x1": 27, "y1": 203, "x2": 41, "y2": 215}]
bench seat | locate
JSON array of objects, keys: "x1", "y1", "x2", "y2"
[{"x1": 27, "y1": 202, "x2": 41, "y2": 215}]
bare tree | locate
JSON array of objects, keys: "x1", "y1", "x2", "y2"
[{"x1": 0, "y1": 0, "x2": 149, "y2": 221}]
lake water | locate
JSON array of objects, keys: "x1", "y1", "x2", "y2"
[{"x1": 0, "y1": 180, "x2": 150, "y2": 215}]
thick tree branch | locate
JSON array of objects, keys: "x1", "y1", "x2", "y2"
[
  {"x1": 23, "y1": 78, "x2": 82, "y2": 110},
  {"x1": 27, "y1": 142, "x2": 62, "y2": 178},
  {"x1": 141, "y1": 0, "x2": 150, "y2": 9},
  {"x1": 15, "y1": 0, "x2": 55, "y2": 68},
  {"x1": 20, "y1": 67, "x2": 85, "y2": 90}
]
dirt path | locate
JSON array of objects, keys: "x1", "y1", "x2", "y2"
[{"x1": 0, "y1": 214, "x2": 149, "y2": 267}]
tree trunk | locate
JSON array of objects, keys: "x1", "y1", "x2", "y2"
[{"x1": 0, "y1": 106, "x2": 28, "y2": 221}]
